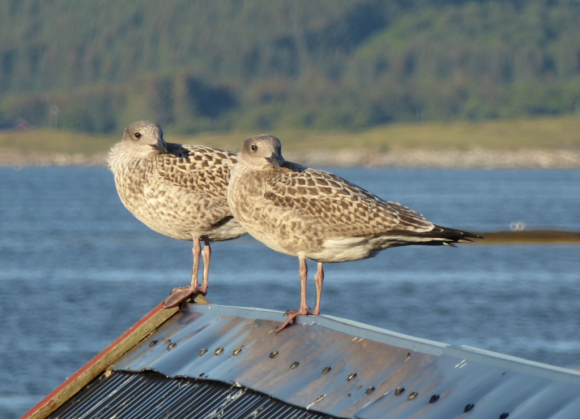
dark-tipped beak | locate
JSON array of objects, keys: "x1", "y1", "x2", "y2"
[
  {"x1": 266, "y1": 152, "x2": 284, "y2": 168},
  {"x1": 151, "y1": 140, "x2": 167, "y2": 154}
]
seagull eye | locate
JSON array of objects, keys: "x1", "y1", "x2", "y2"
[
  {"x1": 251, "y1": 144, "x2": 257, "y2": 151},
  {"x1": 134, "y1": 132, "x2": 142, "y2": 139}
]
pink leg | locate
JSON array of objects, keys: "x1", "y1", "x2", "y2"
[
  {"x1": 276, "y1": 257, "x2": 310, "y2": 333},
  {"x1": 312, "y1": 262, "x2": 324, "y2": 316},
  {"x1": 198, "y1": 240, "x2": 211, "y2": 295},
  {"x1": 163, "y1": 238, "x2": 201, "y2": 308},
  {"x1": 191, "y1": 238, "x2": 201, "y2": 290}
]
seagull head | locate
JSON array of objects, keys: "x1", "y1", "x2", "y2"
[
  {"x1": 238, "y1": 134, "x2": 285, "y2": 170},
  {"x1": 122, "y1": 121, "x2": 168, "y2": 158}
]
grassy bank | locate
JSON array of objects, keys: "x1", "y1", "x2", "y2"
[{"x1": 1, "y1": 115, "x2": 580, "y2": 166}]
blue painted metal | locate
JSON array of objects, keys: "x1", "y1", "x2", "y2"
[{"x1": 111, "y1": 304, "x2": 580, "y2": 418}]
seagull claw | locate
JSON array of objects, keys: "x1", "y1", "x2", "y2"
[
  {"x1": 162, "y1": 285, "x2": 199, "y2": 308},
  {"x1": 277, "y1": 308, "x2": 310, "y2": 333}
]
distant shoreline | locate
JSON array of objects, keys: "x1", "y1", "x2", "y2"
[
  {"x1": 2, "y1": 116, "x2": 580, "y2": 168},
  {"x1": 2, "y1": 147, "x2": 580, "y2": 169},
  {"x1": 289, "y1": 147, "x2": 580, "y2": 168}
]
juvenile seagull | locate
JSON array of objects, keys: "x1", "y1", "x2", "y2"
[
  {"x1": 228, "y1": 135, "x2": 482, "y2": 332},
  {"x1": 108, "y1": 121, "x2": 246, "y2": 307}
]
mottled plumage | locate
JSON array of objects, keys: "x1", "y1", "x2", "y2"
[
  {"x1": 228, "y1": 134, "x2": 481, "y2": 331},
  {"x1": 108, "y1": 121, "x2": 246, "y2": 307}
]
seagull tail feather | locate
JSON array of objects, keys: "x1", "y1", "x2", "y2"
[
  {"x1": 377, "y1": 225, "x2": 483, "y2": 247},
  {"x1": 430, "y1": 224, "x2": 484, "y2": 243},
  {"x1": 425, "y1": 225, "x2": 483, "y2": 245}
]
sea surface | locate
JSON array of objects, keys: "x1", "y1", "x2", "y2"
[{"x1": 1, "y1": 167, "x2": 580, "y2": 418}]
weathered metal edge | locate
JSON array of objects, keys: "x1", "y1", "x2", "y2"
[{"x1": 20, "y1": 295, "x2": 209, "y2": 419}]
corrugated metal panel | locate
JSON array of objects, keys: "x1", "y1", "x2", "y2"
[
  {"x1": 49, "y1": 370, "x2": 335, "y2": 419},
  {"x1": 107, "y1": 304, "x2": 580, "y2": 419}
]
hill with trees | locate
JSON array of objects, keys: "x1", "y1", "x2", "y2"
[{"x1": 1, "y1": 0, "x2": 580, "y2": 133}]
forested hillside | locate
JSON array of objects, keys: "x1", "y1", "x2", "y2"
[{"x1": 1, "y1": 0, "x2": 580, "y2": 133}]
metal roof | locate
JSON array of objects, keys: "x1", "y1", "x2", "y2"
[
  {"x1": 49, "y1": 370, "x2": 337, "y2": 419},
  {"x1": 81, "y1": 303, "x2": 580, "y2": 419}
]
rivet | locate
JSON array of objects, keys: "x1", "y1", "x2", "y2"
[
  {"x1": 167, "y1": 343, "x2": 176, "y2": 350},
  {"x1": 163, "y1": 338, "x2": 171, "y2": 344},
  {"x1": 357, "y1": 385, "x2": 362, "y2": 390},
  {"x1": 464, "y1": 404, "x2": 474, "y2": 412},
  {"x1": 199, "y1": 348, "x2": 207, "y2": 356},
  {"x1": 290, "y1": 361, "x2": 300, "y2": 369},
  {"x1": 313, "y1": 395, "x2": 324, "y2": 403},
  {"x1": 347, "y1": 393, "x2": 351, "y2": 397},
  {"x1": 197, "y1": 372, "x2": 204, "y2": 378},
  {"x1": 322, "y1": 367, "x2": 331, "y2": 375},
  {"x1": 394, "y1": 386, "x2": 405, "y2": 396},
  {"x1": 404, "y1": 352, "x2": 411, "y2": 358},
  {"x1": 233, "y1": 347, "x2": 242, "y2": 356},
  {"x1": 347, "y1": 372, "x2": 357, "y2": 381},
  {"x1": 365, "y1": 386, "x2": 375, "y2": 395},
  {"x1": 269, "y1": 351, "x2": 279, "y2": 358},
  {"x1": 215, "y1": 347, "x2": 224, "y2": 355},
  {"x1": 149, "y1": 340, "x2": 158, "y2": 347},
  {"x1": 499, "y1": 414, "x2": 509, "y2": 419},
  {"x1": 408, "y1": 392, "x2": 418, "y2": 400},
  {"x1": 429, "y1": 394, "x2": 439, "y2": 403}
]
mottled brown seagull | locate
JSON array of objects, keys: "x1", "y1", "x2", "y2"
[
  {"x1": 228, "y1": 134, "x2": 482, "y2": 332},
  {"x1": 108, "y1": 121, "x2": 246, "y2": 307}
]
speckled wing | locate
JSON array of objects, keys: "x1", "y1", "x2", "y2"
[
  {"x1": 263, "y1": 168, "x2": 435, "y2": 238},
  {"x1": 142, "y1": 143, "x2": 238, "y2": 231},
  {"x1": 154, "y1": 144, "x2": 237, "y2": 199}
]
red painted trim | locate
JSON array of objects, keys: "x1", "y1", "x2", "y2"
[{"x1": 21, "y1": 302, "x2": 167, "y2": 419}]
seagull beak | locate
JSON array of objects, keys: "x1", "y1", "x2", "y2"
[
  {"x1": 266, "y1": 152, "x2": 283, "y2": 168},
  {"x1": 151, "y1": 140, "x2": 167, "y2": 154}
]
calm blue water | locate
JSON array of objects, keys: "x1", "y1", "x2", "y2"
[{"x1": 1, "y1": 167, "x2": 580, "y2": 418}]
